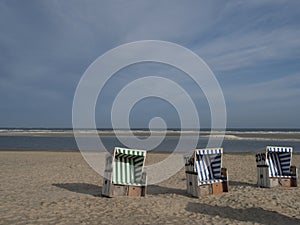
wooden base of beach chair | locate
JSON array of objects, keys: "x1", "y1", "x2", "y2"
[
  {"x1": 198, "y1": 184, "x2": 212, "y2": 197},
  {"x1": 221, "y1": 168, "x2": 229, "y2": 192},
  {"x1": 186, "y1": 173, "x2": 228, "y2": 197},
  {"x1": 291, "y1": 178, "x2": 297, "y2": 187},
  {"x1": 186, "y1": 172, "x2": 199, "y2": 197},
  {"x1": 212, "y1": 182, "x2": 223, "y2": 195},
  {"x1": 257, "y1": 165, "x2": 270, "y2": 187},
  {"x1": 279, "y1": 178, "x2": 291, "y2": 187},
  {"x1": 270, "y1": 178, "x2": 291, "y2": 188},
  {"x1": 102, "y1": 183, "x2": 146, "y2": 197},
  {"x1": 128, "y1": 186, "x2": 146, "y2": 197},
  {"x1": 257, "y1": 165, "x2": 298, "y2": 188},
  {"x1": 113, "y1": 185, "x2": 128, "y2": 196},
  {"x1": 196, "y1": 182, "x2": 228, "y2": 198},
  {"x1": 222, "y1": 181, "x2": 229, "y2": 192},
  {"x1": 102, "y1": 178, "x2": 113, "y2": 197},
  {"x1": 259, "y1": 176, "x2": 296, "y2": 188},
  {"x1": 291, "y1": 165, "x2": 298, "y2": 187}
]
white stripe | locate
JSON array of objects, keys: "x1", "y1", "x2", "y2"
[
  {"x1": 117, "y1": 158, "x2": 121, "y2": 184},
  {"x1": 267, "y1": 154, "x2": 275, "y2": 176},
  {"x1": 195, "y1": 157, "x2": 201, "y2": 180},
  {"x1": 126, "y1": 157, "x2": 130, "y2": 184},
  {"x1": 198, "y1": 156, "x2": 206, "y2": 181},
  {"x1": 122, "y1": 157, "x2": 126, "y2": 184}
]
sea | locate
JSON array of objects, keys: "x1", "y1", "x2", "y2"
[{"x1": 0, "y1": 128, "x2": 300, "y2": 153}]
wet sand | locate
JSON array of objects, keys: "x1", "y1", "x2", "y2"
[{"x1": 1, "y1": 151, "x2": 299, "y2": 224}]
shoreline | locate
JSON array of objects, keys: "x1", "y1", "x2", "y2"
[{"x1": 0, "y1": 131, "x2": 300, "y2": 140}]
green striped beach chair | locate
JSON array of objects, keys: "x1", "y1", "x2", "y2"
[
  {"x1": 185, "y1": 148, "x2": 229, "y2": 198},
  {"x1": 102, "y1": 147, "x2": 147, "y2": 197},
  {"x1": 256, "y1": 146, "x2": 298, "y2": 188}
]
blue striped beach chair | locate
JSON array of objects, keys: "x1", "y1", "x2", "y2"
[
  {"x1": 185, "y1": 148, "x2": 229, "y2": 198},
  {"x1": 102, "y1": 147, "x2": 147, "y2": 197},
  {"x1": 256, "y1": 146, "x2": 298, "y2": 188}
]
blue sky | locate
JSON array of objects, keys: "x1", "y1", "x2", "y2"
[{"x1": 0, "y1": 0, "x2": 299, "y2": 128}]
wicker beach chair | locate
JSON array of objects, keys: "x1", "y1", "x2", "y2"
[
  {"x1": 256, "y1": 146, "x2": 298, "y2": 188},
  {"x1": 185, "y1": 148, "x2": 229, "y2": 198},
  {"x1": 102, "y1": 147, "x2": 147, "y2": 197}
]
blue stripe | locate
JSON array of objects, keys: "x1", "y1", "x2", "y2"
[
  {"x1": 211, "y1": 160, "x2": 221, "y2": 165},
  {"x1": 280, "y1": 159, "x2": 290, "y2": 163}
]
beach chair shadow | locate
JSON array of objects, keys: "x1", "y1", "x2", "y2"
[
  {"x1": 147, "y1": 185, "x2": 187, "y2": 196},
  {"x1": 229, "y1": 181, "x2": 257, "y2": 187},
  {"x1": 52, "y1": 183, "x2": 101, "y2": 197},
  {"x1": 186, "y1": 202, "x2": 300, "y2": 224}
]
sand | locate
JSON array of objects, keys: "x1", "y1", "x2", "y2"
[{"x1": 0, "y1": 151, "x2": 299, "y2": 225}]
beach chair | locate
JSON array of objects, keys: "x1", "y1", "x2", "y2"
[
  {"x1": 185, "y1": 148, "x2": 229, "y2": 198},
  {"x1": 102, "y1": 147, "x2": 147, "y2": 197},
  {"x1": 256, "y1": 146, "x2": 298, "y2": 188}
]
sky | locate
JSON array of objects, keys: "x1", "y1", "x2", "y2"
[{"x1": 0, "y1": 0, "x2": 300, "y2": 129}]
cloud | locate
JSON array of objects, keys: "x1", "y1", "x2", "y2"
[
  {"x1": 224, "y1": 72, "x2": 300, "y2": 103},
  {"x1": 0, "y1": 1, "x2": 299, "y2": 127},
  {"x1": 191, "y1": 1, "x2": 300, "y2": 72},
  {"x1": 222, "y1": 72, "x2": 300, "y2": 127}
]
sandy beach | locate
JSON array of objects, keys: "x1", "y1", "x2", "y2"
[{"x1": 1, "y1": 151, "x2": 299, "y2": 225}]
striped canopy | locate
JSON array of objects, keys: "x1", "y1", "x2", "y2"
[
  {"x1": 267, "y1": 146, "x2": 293, "y2": 153},
  {"x1": 266, "y1": 146, "x2": 292, "y2": 177},
  {"x1": 115, "y1": 147, "x2": 146, "y2": 156},
  {"x1": 196, "y1": 148, "x2": 223, "y2": 155},
  {"x1": 194, "y1": 148, "x2": 224, "y2": 185},
  {"x1": 112, "y1": 147, "x2": 146, "y2": 186}
]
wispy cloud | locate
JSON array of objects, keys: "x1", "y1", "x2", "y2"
[
  {"x1": 224, "y1": 72, "x2": 300, "y2": 102},
  {"x1": 0, "y1": 0, "x2": 299, "y2": 127}
]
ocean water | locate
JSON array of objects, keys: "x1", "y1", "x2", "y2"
[{"x1": 0, "y1": 128, "x2": 300, "y2": 152}]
